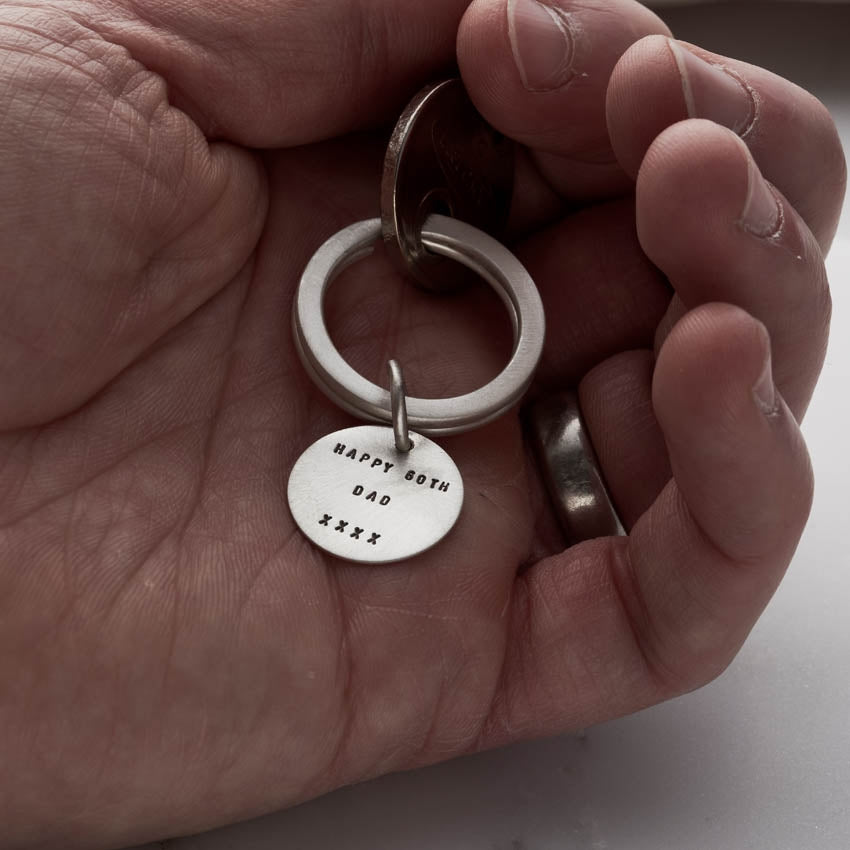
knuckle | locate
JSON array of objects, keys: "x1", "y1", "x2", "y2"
[{"x1": 615, "y1": 532, "x2": 751, "y2": 699}]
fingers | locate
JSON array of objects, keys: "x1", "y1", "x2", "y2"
[
  {"x1": 93, "y1": 0, "x2": 471, "y2": 145},
  {"x1": 479, "y1": 304, "x2": 812, "y2": 745},
  {"x1": 636, "y1": 119, "x2": 831, "y2": 419},
  {"x1": 574, "y1": 119, "x2": 831, "y2": 530},
  {"x1": 607, "y1": 35, "x2": 847, "y2": 250},
  {"x1": 458, "y1": 0, "x2": 670, "y2": 200},
  {"x1": 542, "y1": 117, "x2": 829, "y2": 540}
]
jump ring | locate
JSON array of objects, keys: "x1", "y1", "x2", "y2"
[{"x1": 388, "y1": 359, "x2": 412, "y2": 453}]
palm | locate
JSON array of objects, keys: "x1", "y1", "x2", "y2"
[{"x1": 0, "y1": 104, "x2": 573, "y2": 836}]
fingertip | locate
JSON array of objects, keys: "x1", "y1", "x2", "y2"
[
  {"x1": 652, "y1": 303, "x2": 813, "y2": 564},
  {"x1": 653, "y1": 302, "x2": 771, "y2": 432},
  {"x1": 637, "y1": 119, "x2": 749, "y2": 224},
  {"x1": 634, "y1": 119, "x2": 789, "y2": 267},
  {"x1": 607, "y1": 35, "x2": 763, "y2": 179},
  {"x1": 607, "y1": 34, "x2": 685, "y2": 178}
]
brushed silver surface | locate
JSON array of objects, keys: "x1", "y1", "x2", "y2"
[
  {"x1": 292, "y1": 214, "x2": 544, "y2": 436},
  {"x1": 287, "y1": 426, "x2": 464, "y2": 564},
  {"x1": 527, "y1": 391, "x2": 624, "y2": 544},
  {"x1": 381, "y1": 78, "x2": 514, "y2": 292}
]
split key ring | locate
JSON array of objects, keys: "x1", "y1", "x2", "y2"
[{"x1": 292, "y1": 213, "x2": 546, "y2": 437}]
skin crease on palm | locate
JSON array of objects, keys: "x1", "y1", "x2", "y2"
[{"x1": 0, "y1": 0, "x2": 845, "y2": 846}]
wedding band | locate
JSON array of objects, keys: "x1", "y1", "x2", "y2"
[
  {"x1": 293, "y1": 213, "x2": 545, "y2": 436},
  {"x1": 527, "y1": 391, "x2": 625, "y2": 544}
]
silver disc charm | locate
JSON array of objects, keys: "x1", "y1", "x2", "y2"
[{"x1": 287, "y1": 426, "x2": 464, "y2": 564}]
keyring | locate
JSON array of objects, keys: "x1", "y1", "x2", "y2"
[
  {"x1": 292, "y1": 213, "x2": 545, "y2": 436},
  {"x1": 287, "y1": 80, "x2": 547, "y2": 564}
]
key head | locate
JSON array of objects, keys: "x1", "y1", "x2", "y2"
[{"x1": 381, "y1": 78, "x2": 515, "y2": 293}]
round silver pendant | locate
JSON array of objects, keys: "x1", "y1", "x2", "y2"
[{"x1": 287, "y1": 426, "x2": 464, "y2": 564}]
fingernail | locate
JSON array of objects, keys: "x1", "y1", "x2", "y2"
[
  {"x1": 668, "y1": 39, "x2": 756, "y2": 135},
  {"x1": 752, "y1": 346, "x2": 778, "y2": 416},
  {"x1": 508, "y1": 0, "x2": 575, "y2": 92},
  {"x1": 740, "y1": 154, "x2": 783, "y2": 238}
]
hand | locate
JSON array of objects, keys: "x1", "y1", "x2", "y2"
[{"x1": 0, "y1": 0, "x2": 843, "y2": 846}]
